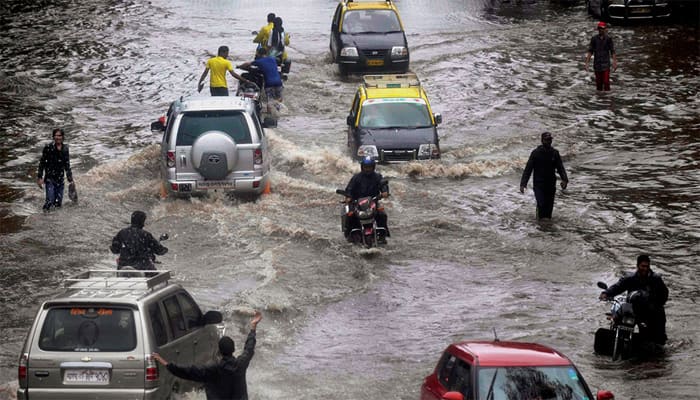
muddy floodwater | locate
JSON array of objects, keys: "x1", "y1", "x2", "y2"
[{"x1": 1, "y1": 0, "x2": 699, "y2": 399}]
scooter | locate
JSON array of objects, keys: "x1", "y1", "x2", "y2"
[
  {"x1": 335, "y1": 188, "x2": 388, "y2": 248},
  {"x1": 594, "y1": 281, "x2": 643, "y2": 361}
]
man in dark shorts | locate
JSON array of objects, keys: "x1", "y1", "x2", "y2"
[{"x1": 585, "y1": 22, "x2": 618, "y2": 91}]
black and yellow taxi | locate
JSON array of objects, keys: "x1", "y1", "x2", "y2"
[
  {"x1": 330, "y1": 0, "x2": 409, "y2": 76},
  {"x1": 346, "y1": 73, "x2": 442, "y2": 162}
]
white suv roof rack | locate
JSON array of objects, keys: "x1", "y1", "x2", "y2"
[
  {"x1": 64, "y1": 270, "x2": 171, "y2": 291},
  {"x1": 363, "y1": 73, "x2": 421, "y2": 89}
]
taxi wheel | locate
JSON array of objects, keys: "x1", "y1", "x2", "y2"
[{"x1": 338, "y1": 64, "x2": 349, "y2": 78}]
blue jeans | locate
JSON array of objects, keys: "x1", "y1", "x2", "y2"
[{"x1": 43, "y1": 179, "x2": 64, "y2": 210}]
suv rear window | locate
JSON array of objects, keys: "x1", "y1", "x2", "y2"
[
  {"x1": 39, "y1": 307, "x2": 137, "y2": 352},
  {"x1": 176, "y1": 111, "x2": 252, "y2": 146}
]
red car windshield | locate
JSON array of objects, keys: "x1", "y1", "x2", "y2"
[{"x1": 477, "y1": 366, "x2": 592, "y2": 400}]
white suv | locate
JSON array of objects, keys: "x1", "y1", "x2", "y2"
[{"x1": 151, "y1": 96, "x2": 271, "y2": 198}]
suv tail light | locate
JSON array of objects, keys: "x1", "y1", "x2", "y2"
[
  {"x1": 253, "y1": 148, "x2": 263, "y2": 165},
  {"x1": 145, "y1": 354, "x2": 159, "y2": 382},
  {"x1": 166, "y1": 151, "x2": 176, "y2": 168},
  {"x1": 18, "y1": 352, "x2": 28, "y2": 382}
]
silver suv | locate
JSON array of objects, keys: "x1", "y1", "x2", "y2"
[
  {"x1": 17, "y1": 270, "x2": 223, "y2": 400},
  {"x1": 151, "y1": 96, "x2": 271, "y2": 198}
]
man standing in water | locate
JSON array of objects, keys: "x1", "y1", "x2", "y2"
[
  {"x1": 152, "y1": 311, "x2": 262, "y2": 400},
  {"x1": 198, "y1": 46, "x2": 251, "y2": 96},
  {"x1": 37, "y1": 128, "x2": 73, "y2": 211},
  {"x1": 585, "y1": 21, "x2": 618, "y2": 91},
  {"x1": 520, "y1": 132, "x2": 568, "y2": 219},
  {"x1": 110, "y1": 211, "x2": 168, "y2": 270}
]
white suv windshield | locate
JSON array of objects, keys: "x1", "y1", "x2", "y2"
[
  {"x1": 478, "y1": 366, "x2": 590, "y2": 400},
  {"x1": 342, "y1": 10, "x2": 401, "y2": 34},
  {"x1": 176, "y1": 111, "x2": 252, "y2": 146},
  {"x1": 39, "y1": 307, "x2": 136, "y2": 352},
  {"x1": 360, "y1": 100, "x2": 432, "y2": 129}
]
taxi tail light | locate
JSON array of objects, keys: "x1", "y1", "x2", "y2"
[
  {"x1": 254, "y1": 148, "x2": 263, "y2": 165},
  {"x1": 171, "y1": 183, "x2": 179, "y2": 192},
  {"x1": 253, "y1": 181, "x2": 260, "y2": 188},
  {"x1": 145, "y1": 355, "x2": 159, "y2": 382},
  {"x1": 431, "y1": 147, "x2": 440, "y2": 158},
  {"x1": 166, "y1": 151, "x2": 176, "y2": 167},
  {"x1": 18, "y1": 353, "x2": 28, "y2": 382}
]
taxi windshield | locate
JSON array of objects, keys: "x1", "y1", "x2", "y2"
[
  {"x1": 360, "y1": 100, "x2": 432, "y2": 129},
  {"x1": 477, "y1": 366, "x2": 591, "y2": 400},
  {"x1": 342, "y1": 10, "x2": 401, "y2": 34}
]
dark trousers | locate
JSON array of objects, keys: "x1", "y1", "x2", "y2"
[
  {"x1": 43, "y1": 179, "x2": 64, "y2": 210},
  {"x1": 595, "y1": 69, "x2": 611, "y2": 91},
  {"x1": 533, "y1": 185, "x2": 556, "y2": 219},
  {"x1": 210, "y1": 87, "x2": 229, "y2": 96}
]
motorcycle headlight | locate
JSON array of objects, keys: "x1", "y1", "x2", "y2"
[
  {"x1": 357, "y1": 210, "x2": 371, "y2": 219},
  {"x1": 623, "y1": 316, "x2": 635, "y2": 325},
  {"x1": 391, "y1": 46, "x2": 408, "y2": 58},
  {"x1": 418, "y1": 144, "x2": 439, "y2": 159},
  {"x1": 357, "y1": 145, "x2": 378, "y2": 159},
  {"x1": 340, "y1": 47, "x2": 359, "y2": 57}
]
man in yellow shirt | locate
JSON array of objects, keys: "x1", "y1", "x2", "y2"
[
  {"x1": 197, "y1": 46, "x2": 249, "y2": 96},
  {"x1": 253, "y1": 13, "x2": 275, "y2": 58}
]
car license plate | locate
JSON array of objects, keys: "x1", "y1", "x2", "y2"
[
  {"x1": 631, "y1": 7, "x2": 651, "y2": 14},
  {"x1": 366, "y1": 59, "x2": 384, "y2": 67},
  {"x1": 197, "y1": 180, "x2": 235, "y2": 189},
  {"x1": 179, "y1": 183, "x2": 192, "y2": 192},
  {"x1": 63, "y1": 369, "x2": 110, "y2": 385}
]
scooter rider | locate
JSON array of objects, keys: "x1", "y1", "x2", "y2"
[
  {"x1": 599, "y1": 255, "x2": 669, "y2": 345},
  {"x1": 110, "y1": 211, "x2": 168, "y2": 270},
  {"x1": 344, "y1": 156, "x2": 390, "y2": 243}
]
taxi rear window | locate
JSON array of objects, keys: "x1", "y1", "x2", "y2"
[
  {"x1": 39, "y1": 307, "x2": 136, "y2": 352},
  {"x1": 176, "y1": 111, "x2": 252, "y2": 146}
]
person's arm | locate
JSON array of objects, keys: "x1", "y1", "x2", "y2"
[
  {"x1": 584, "y1": 38, "x2": 594, "y2": 72},
  {"x1": 37, "y1": 145, "x2": 47, "y2": 187},
  {"x1": 238, "y1": 61, "x2": 253, "y2": 69},
  {"x1": 228, "y1": 69, "x2": 251, "y2": 84},
  {"x1": 344, "y1": 175, "x2": 357, "y2": 201},
  {"x1": 64, "y1": 145, "x2": 73, "y2": 183},
  {"x1": 198, "y1": 66, "x2": 209, "y2": 92},
  {"x1": 519, "y1": 151, "x2": 535, "y2": 193},
  {"x1": 253, "y1": 28, "x2": 265, "y2": 44},
  {"x1": 379, "y1": 177, "x2": 389, "y2": 199},
  {"x1": 601, "y1": 275, "x2": 629, "y2": 299},
  {"x1": 555, "y1": 151, "x2": 568, "y2": 190},
  {"x1": 236, "y1": 312, "x2": 262, "y2": 368},
  {"x1": 148, "y1": 232, "x2": 168, "y2": 256},
  {"x1": 110, "y1": 232, "x2": 122, "y2": 254},
  {"x1": 284, "y1": 32, "x2": 290, "y2": 46},
  {"x1": 653, "y1": 276, "x2": 669, "y2": 306},
  {"x1": 152, "y1": 353, "x2": 214, "y2": 383}
]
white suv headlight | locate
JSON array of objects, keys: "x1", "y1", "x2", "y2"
[
  {"x1": 391, "y1": 46, "x2": 408, "y2": 58},
  {"x1": 357, "y1": 145, "x2": 378, "y2": 159},
  {"x1": 341, "y1": 47, "x2": 359, "y2": 57},
  {"x1": 418, "y1": 144, "x2": 438, "y2": 159}
]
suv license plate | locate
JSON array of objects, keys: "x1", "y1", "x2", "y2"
[
  {"x1": 366, "y1": 59, "x2": 384, "y2": 66},
  {"x1": 64, "y1": 369, "x2": 110, "y2": 385},
  {"x1": 197, "y1": 180, "x2": 235, "y2": 189},
  {"x1": 179, "y1": 183, "x2": 192, "y2": 192}
]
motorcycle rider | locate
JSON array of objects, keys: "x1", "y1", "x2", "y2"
[
  {"x1": 253, "y1": 12, "x2": 276, "y2": 58},
  {"x1": 343, "y1": 156, "x2": 390, "y2": 243},
  {"x1": 599, "y1": 255, "x2": 669, "y2": 345},
  {"x1": 110, "y1": 211, "x2": 168, "y2": 270}
]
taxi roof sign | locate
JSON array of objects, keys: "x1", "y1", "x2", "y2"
[{"x1": 363, "y1": 73, "x2": 421, "y2": 89}]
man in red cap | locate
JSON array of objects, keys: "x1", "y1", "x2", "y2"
[{"x1": 584, "y1": 22, "x2": 618, "y2": 91}]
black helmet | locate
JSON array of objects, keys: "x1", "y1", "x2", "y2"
[{"x1": 131, "y1": 211, "x2": 147, "y2": 228}]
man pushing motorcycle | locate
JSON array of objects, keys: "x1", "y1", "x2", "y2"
[
  {"x1": 343, "y1": 156, "x2": 390, "y2": 244},
  {"x1": 599, "y1": 254, "x2": 669, "y2": 345}
]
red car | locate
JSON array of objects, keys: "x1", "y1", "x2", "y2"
[{"x1": 420, "y1": 340, "x2": 615, "y2": 400}]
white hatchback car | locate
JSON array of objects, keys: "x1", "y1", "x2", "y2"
[{"x1": 151, "y1": 96, "x2": 271, "y2": 198}]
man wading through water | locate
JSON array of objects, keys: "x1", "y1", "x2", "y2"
[
  {"x1": 37, "y1": 128, "x2": 74, "y2": 211},
  {"x1": 520, "y1": 132, "x2": 568, "y2": 219},
  {"x1": 152, "y1": 311, "x2": 262, "y2": 400}
]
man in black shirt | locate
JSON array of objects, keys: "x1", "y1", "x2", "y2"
[
  {"x1": 110, "y1": 211, "x2": 168, "y2": 270},
  {"x1": 520, "y1": 132, "x2": 568, "y2": 219},
  {"x1": 344, "y1": 156, "x2": 390, "y2": 243},
  {"x1": 37, "y1": 128, "x2": 73, "y2": 211},
  {"x1": 152, "y1": 311, "x2": 262, "y2": 400},
  {"x1": 584, "y1": 21, "x2": 618, "y2": 91}
]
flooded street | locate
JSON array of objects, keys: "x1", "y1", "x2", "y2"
[{"x1": 1, "y1": 0, "x2": 699, "y2": 399}]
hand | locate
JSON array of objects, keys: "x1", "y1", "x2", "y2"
[
  {"x1": 560, "y1": 180, "x2": 568, "y2": 190},
  {"x1": 151, "y1": 352, "x2": 168, "y2": 366},
  {"x1": 37, "y1": 178, "x2": 44, "y2": 188},
  {"x1": 613, "y1": 61, "x2": 618, "y2": 72},
  {"x1": 519, "y1": 186, "x2": 525, "y2": 194},
  {"x1": 599, "y1": 292, "x2": 608, "y2": 301},
  {"x1": 380, "y1": 191, "x2": 389, "y2": 199},
  {"x1": 197, "y1": 82, "x2": 204, "y2": 93},
  {"x1": 584, "y1": 64, "x2": 589, "y2": 72},
  {"x1": 251, "y1": 311, "x2": 262, "y2": 329},
  {"x1": 344, "y1": 196, "x2": 352, "y2": 204}
]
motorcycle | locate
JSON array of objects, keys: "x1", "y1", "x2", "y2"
[
  {"x1": 236, "y1": 63, "x2": 284, "y2": 128},
  {"x1": 594, "y1": 281, "x2": 646, "y2": 361},
  {"x1": 116, "y1": 233, "x2": 169, "y2": 272},
  {"x1": 335, "y1": 185, "x2": 388, "y2": 248}
]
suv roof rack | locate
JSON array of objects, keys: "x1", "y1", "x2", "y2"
[
  {"x1": 346, "y1": 0, "x2": 393, "y2": 3},
  {"x1": 64, "y1": 270, "x2": 171, "y2": 291},
  {"x1": 363, "y1": 73, "x2": 421, "y2": 89}
]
